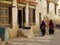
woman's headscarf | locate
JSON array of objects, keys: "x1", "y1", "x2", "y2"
[{"x1": 40, "y1": 20, "x2": 46, "y2": 28}]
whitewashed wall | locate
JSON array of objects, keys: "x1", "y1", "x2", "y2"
[
  {"x1": 57, "y1": 0, "x2": 60, "y2": 24},
  {"x1": 36, "y1": 0, "x2": 59, "y2": 21}
]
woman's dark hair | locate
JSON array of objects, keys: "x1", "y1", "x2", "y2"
[{"x1": 50, "y1": 20, "x2": 52, "y2": 22}]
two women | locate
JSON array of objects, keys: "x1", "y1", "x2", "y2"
[{"x1": 40, "y1": 20, "x2": 54, "y2": 36}]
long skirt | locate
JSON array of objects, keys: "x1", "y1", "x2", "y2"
[
  {"x1": 49, "y1": 28, "x2": 54, "y2": 34},
  {"x1": 41, "y1": 29, "x2": 46, "y2": 36}
]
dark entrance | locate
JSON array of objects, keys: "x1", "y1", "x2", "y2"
[
  {"x1": 18, "y1": 10, "x2": 22, "y2": 28},
  {"x1": 39, "y1": 13, "x2": 41, "y2": 25},
  {"x1": 18, "y1": 8, "x2": 25, "y2": 28}
]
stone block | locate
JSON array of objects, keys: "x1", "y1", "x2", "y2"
[{"x1": 0, "y1": 39, "x2": 5, "y2": 45}]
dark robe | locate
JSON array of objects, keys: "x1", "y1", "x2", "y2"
[{"x1": 40, "y1": 21, "x2": 46, "y2": 36}]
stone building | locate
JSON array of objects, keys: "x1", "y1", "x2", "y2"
[
  {"x1": 37, "y1": 0, "x2": 59, "y2": 27},
  {"x1": 0, "y1": 0, "x2": 38, "y2": 39},
  {"x1": 0, "y1": 0, "x2": 59, "y2": 39}
]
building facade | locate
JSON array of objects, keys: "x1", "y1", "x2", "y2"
[
  {"x1": 37, "y1": 0, "x2": 59, "y2": 27},
  {"x1": 0, "y1": 0, "x2": 38, "y2": 38},
  {"x1": 0, "y1": 0, "x2": 59, "y2": 39}
]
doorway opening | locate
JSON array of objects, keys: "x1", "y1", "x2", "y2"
[
  {"x1": 39, "y1": 13, "x2": 41, "y2": 25},
  {"x1": 18, "y1": 8, "x2": 25, "y2": 28},
  {"x1": 18, "y1": 10, "x2": 22, "y2": 28}
]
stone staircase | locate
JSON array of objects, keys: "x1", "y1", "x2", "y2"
[
  {"x1": 17, "y1": 26, "x2": 40, "y2": 38},
  {"x1": 17, "y1": 29, "x2": 31, "y2": 38}
]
